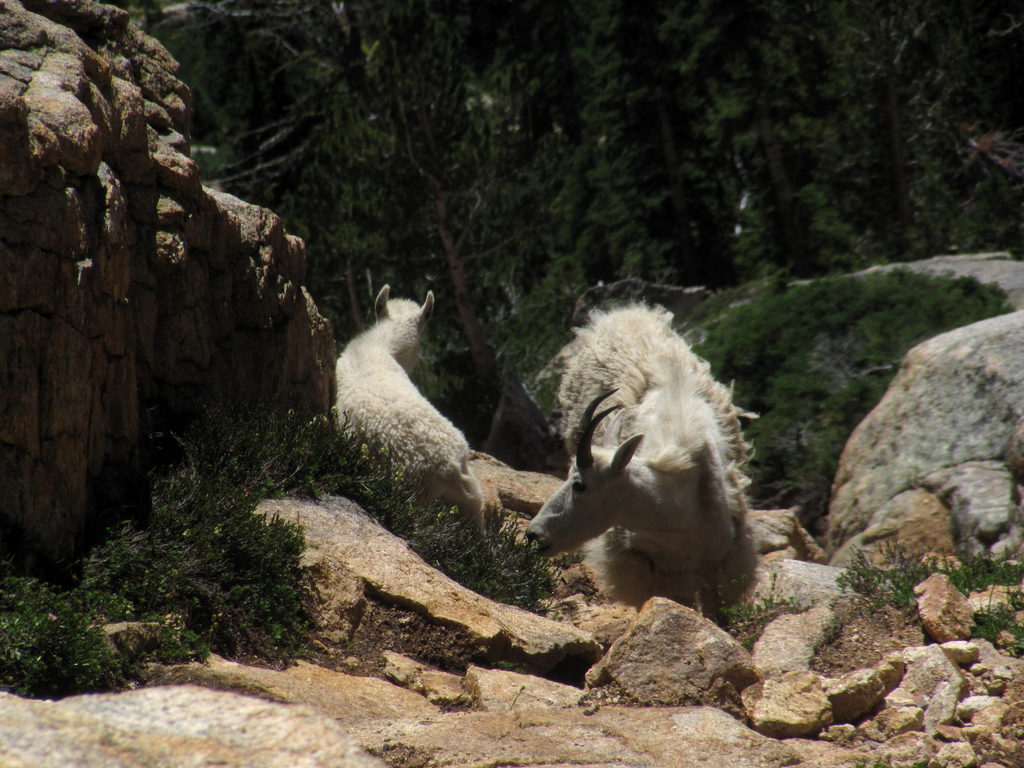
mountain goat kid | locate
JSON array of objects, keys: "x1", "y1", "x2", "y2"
[
  {"x1": 335, "y1": 285, "x2": 484, "y2": 526},
  {"x1": 525, "y1": 305, "x2": 757, "y2": 615}
]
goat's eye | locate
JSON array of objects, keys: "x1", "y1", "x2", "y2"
[{"x1": 572, "y1": 480, "x2": 586, "y2": 493}]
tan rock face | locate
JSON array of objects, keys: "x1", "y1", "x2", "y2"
[
  {"x1": 352, "y1": 706, "x2": 801, "y2": 768},
  {"x1": 743, "y1": 670, "x2": 833, "y2": 738},
  {"x1": 826, "y1": 653, "x2": 905, "y2": 724},
  {"x1": 0, "y1": 685, "x2": 387, "y2": 767},
  {"x1": 752, "y1": 558, "x2": 845, "y2": 610},
  {"x1": 748, "y1": 507, "x2": 827, "y2": 564},
  {"x1": 382, "y1": 651, "x2": 470, "y2": 708},
  {"x1": 857, "y1": 704, "x2": 925, "y2": 742},
  {"x1": 549, "y1": 593, "x2": 637, "y2": 648},
  {"x1": 463, "y1": 665, "x2": 582, "y2": 712},
  {"x1": 830, "y1": 488, "x2": 956, "y2": 568},
  {"x1": 752, "y1": 604, "x2": 835, "y2": 679},
  {"x1": 895, "y1": 644, "x2": 965, "y2": 734},
  {"x1": 469, "y1": 453, "x2": 563, "y2": 518},
  {"x1": 876, "y1": 731, "x2": 938, "y2": 767},
  {"x1": 914, "y1": 573, "x2": 974, "y2": 644},
  {"x1": 264, "y1": 496, "x2": 603, "y2": 675},
  {"x1": 148, "y1": 655, "x2": 440, "y2": 727},
  {"x1": 0, "y1": 0, "x2": 336, "y2": 569},
  {"x1": 933, "y1": 740, "x2": 978, "y2": 768},
  {"x1": 584, "y1": 597, "x2": 760, "y2": 712}
]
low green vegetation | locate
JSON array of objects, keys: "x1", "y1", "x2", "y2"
[
  {"x1": 1, "y1": 408, "x2": 554, "y2": 698},
  {"x1": 695, "y1": 270, "x2": 1012, "y2": 521},
  {"x1": 839, "y1": 545, "x2": 1024, "y2": 656},
  {"x1": 720, "y1": 593, "x2": 801, "y2": 651},
  {"x1": 0, "y1": 577, "x2": 129, "y2": 698}
]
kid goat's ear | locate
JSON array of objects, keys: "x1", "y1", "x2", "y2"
[
  {"x1": 419, "y1": 291, "x2": 435, "y2": 327},
  {"x1": 374, "y1": 285, "x2": 391, "y2": 320},
  {"x1": 611, "y1": 434, "x2": 644, "y2": 472}
]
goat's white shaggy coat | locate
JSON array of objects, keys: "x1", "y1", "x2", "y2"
[
  {"x1": 335, "y1": 286, "x2": 484, "y2": 525},
  {"x1": 526, "y1": 304, "x2": 757, "y2": 614}
]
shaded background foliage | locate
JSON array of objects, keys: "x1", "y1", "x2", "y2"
[
  {"x1": 140, "y1": 0, "x2": 1023, "y2": 467},
  {"x1": 694, "y1": 271, "x2": 1014, "y2": 526}
]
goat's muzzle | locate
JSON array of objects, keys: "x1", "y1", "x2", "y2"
[{"x1": 525, "y1": 529, "x2": 551, "y2": 553}]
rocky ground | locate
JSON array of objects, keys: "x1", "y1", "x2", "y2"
[{"x1": 4, "y1": 460, "x2": 1024, "y2": 767}]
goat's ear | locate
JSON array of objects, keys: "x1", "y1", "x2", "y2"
[
  {"x1": 611, "y1": 434, "x2": 643, "y2": 473},
  {"x1": 419, "y1": 291, "x2": 435, "y2": 327},
  {"x1": 374, "y1": 285, "x2": 391, "y2": 320},
  {"x1": 697, "y1": 441, "x2": 730, "y2": 520}
]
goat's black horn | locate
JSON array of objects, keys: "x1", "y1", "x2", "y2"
[{"x1": 576, "y1": 389, "x2": 620, "y2": 469}]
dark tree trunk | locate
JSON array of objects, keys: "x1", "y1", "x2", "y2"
[
  {"x1": 757, "y1": 101, "x2": 805, "y2": 273},
  {"x1": 886, "y1": 72, "x2": 912, "y2": 240}
]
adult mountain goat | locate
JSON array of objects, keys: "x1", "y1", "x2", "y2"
[
  {"x1": 525, "y1": 305, "x2": 757, "y2": 615},
  {"x1": 335, "y1": 285, "x2": 484, "y2": 525}
]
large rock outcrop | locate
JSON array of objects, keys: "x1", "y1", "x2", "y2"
[
  {"x1": 0, "y1": 0, "x2": 336, "y2": 568},
  {"x1": 826, "y1": 310, "x2": 1024, "y2": 563}
]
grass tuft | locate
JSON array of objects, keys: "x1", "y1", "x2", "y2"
[
  {"x1": 838, "y1": 543, "x2": 1024, "y2": 655},
  {"x1": 719, "y1": 579, "x2": 801, "y2": 650}
]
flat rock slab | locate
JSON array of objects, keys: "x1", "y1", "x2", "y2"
[
  {"x1": 149, "y1": 655, "x2": 439, "y2": 727},
  {"x1": 263, "y1": 496, "x2": 602, "y2": 674},
  {"x1": 352, "y1": 706, "x2": 801, "y2": 768},
  {"x1": 753, "y1": 604, "x2": 836, "y2": 678},
  {"x1": 0, "y1": 685, "x2": 385, "y2": 767}
]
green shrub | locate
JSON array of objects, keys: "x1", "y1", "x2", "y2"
[
  {"x1": 81, "y1": 481, "x2": 309, "y2": 663},
  {"x1": 973, "y1": 600, "x2": 1024, "y2": 656},
  {"x1": 695, "y1": 270, "x2": 1012, "y2": 521},
  {"x1": 0, "y1": 578, "x2": 130, "y2": 698},
  {"x1": 836, "y1": 546, "x2": 933, "y2": 609},
  {"x1": 394, "y1": 504, "x2": 555, "y2": 610},
  {"x1": 840, "y1": 545, "x2": 1024, "y2": 608},
  {"x1": 2, "y1": 407, "x2": 555, "y2": 698},
  {"x1": 83, "y1": 408, "x2": 554, "y2": 664},
  {"x1": 78, "y1": 409, "x2": 327, "y2": 664},
  {"x1": 158, "y1": 407, "x2": 555, "y2": 609}
]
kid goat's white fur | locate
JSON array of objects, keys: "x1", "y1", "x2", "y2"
[
  {"x1": 525, "y1": 304, "x2": 757, "y2": 614},
  {"x1": 335, "y1": 285, "x2": 484, "y2": 525}
]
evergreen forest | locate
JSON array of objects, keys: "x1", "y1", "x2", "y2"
[{"x1": 133, "y1": 0, "x2": 1023, "y2": 458}]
